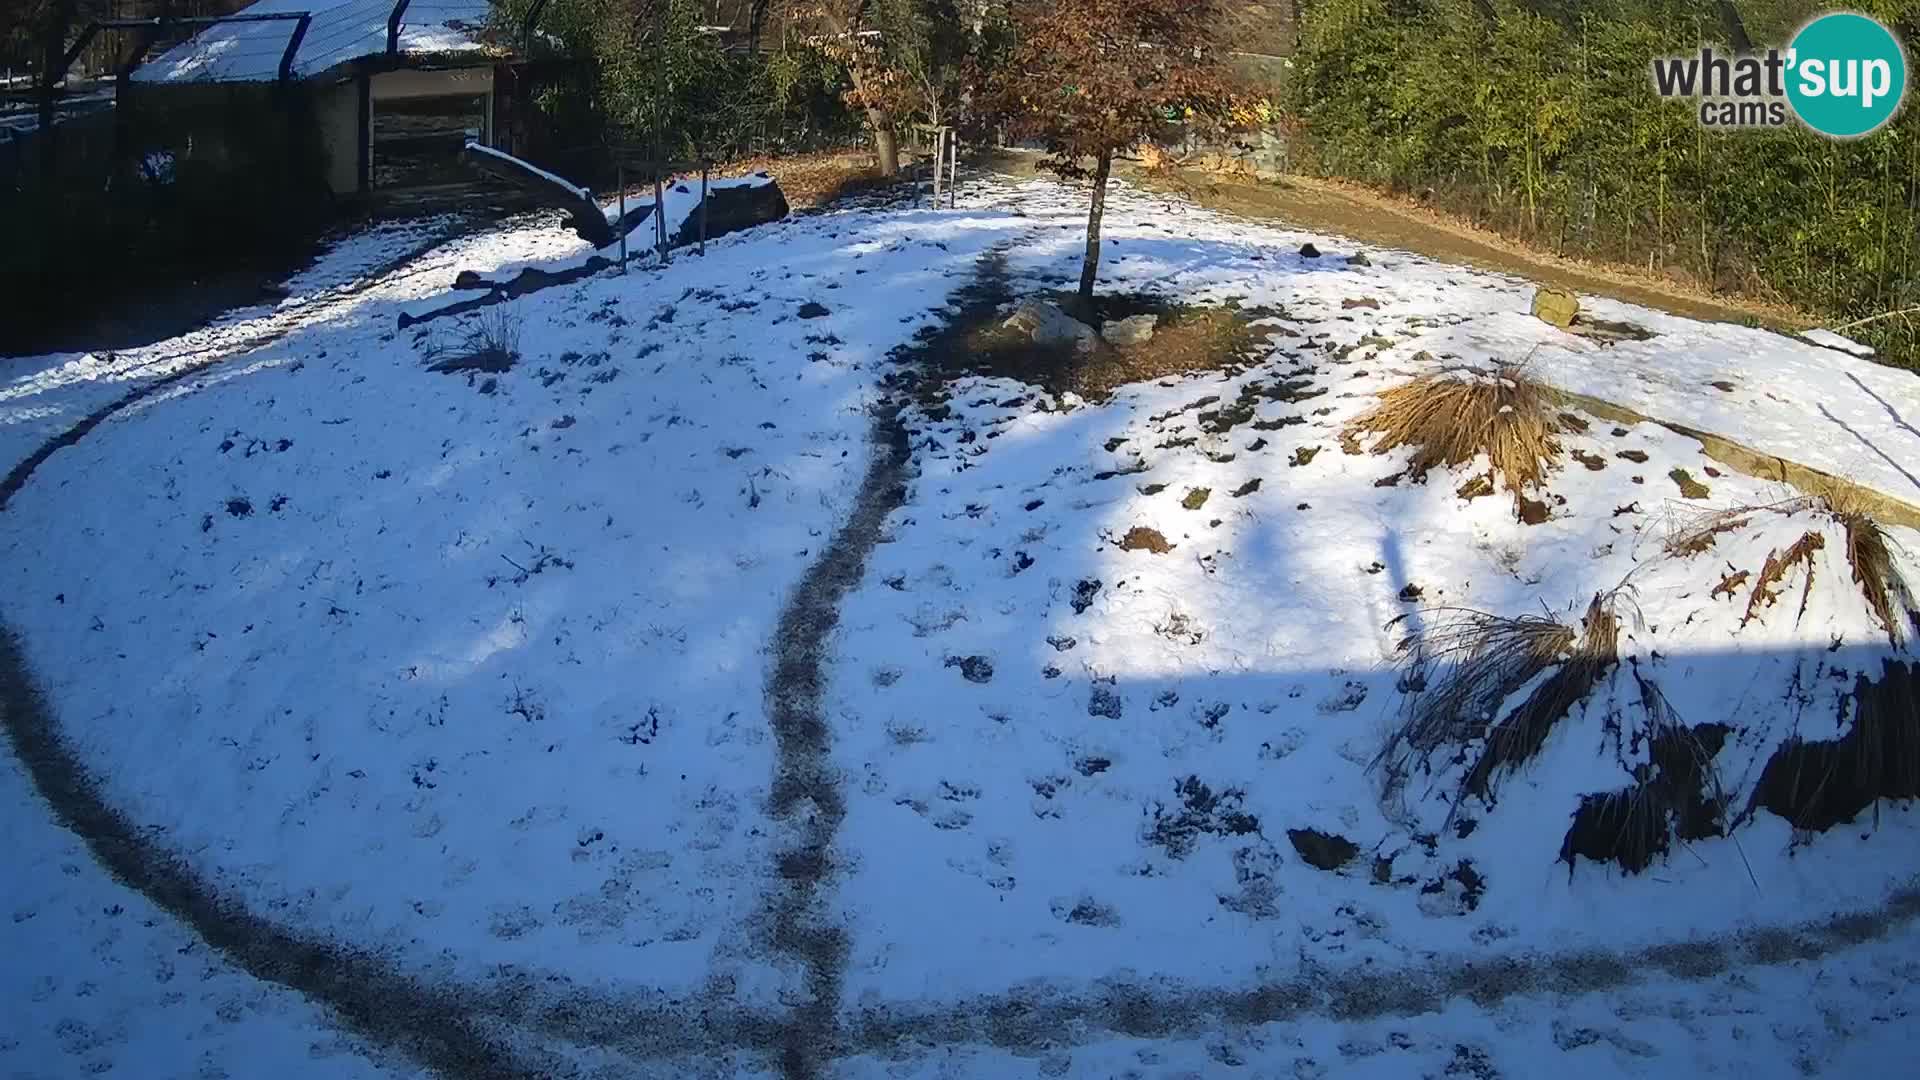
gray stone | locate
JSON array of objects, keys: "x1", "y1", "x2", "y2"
[
  {"x1": 1004, "y1": 300, "x2": 1098, "y2": 355},
  {"x1": 1101, "y1": 313, "x2": 1159, "y2": 346}
]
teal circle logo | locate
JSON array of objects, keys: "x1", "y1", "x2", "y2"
[{"x1": 1786, "y1": 13, "x2": 1907, "y2": 138}]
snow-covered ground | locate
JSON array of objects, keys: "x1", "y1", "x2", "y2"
[{"x1": 2, "y1": 174, "x2": 1917, "y2": 1078}]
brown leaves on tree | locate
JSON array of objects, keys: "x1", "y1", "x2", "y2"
[
  {"x1": 988, "y1": 0, "x2": 1253, "y2": 298},
  {"x1": 993, "y1": 0, "x2": 1251, "y2": 178}
]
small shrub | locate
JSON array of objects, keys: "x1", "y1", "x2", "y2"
[{"x1": 426, "y1": 304, "x2": 522, "y2": 375}]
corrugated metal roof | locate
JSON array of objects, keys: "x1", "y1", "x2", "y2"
[{"x1": 132, "y1": 0, "x2": 492, "y2": 84}]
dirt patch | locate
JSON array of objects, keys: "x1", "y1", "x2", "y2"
[
  {"x1": 712, "y1": 150, "x2": 896, "y2": 211},
  {"x1": 932, "y1": 291, "x2": 1278, "y2": 401},
  {"x1": 1181, "y1": 488, "x2": 1212, "y2": 510},
  {"x1": 1089, "y1": 155, "x2": 1812, "y2": 336},
  {"x1": 1560, "y1": 677, "x2": 1731, "y2": 875},
  {"x1": 1287, "y1": 828, "x2": 1359, "y2": 871},
  {"x1": 762, "y1": 243, "x2": 1027, "y2": 1078},
  {"x1": 1146, "y1": 776, "x2": 1261, "y2": 859},
  {"x1": 427, "y1": 349, "x2": 515, "y2": 375},
  {"x1": 1118, "y1": 526, "x2": 1174, "y2": 553},
  {"x1": 1669, "y1": 469, "x2": 1712, "y2": 499}
]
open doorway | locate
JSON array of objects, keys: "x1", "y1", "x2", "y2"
[{"x1": 368, "y1": 67, "x2": 493, "y2": 193}]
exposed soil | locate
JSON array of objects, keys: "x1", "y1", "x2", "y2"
[
  {"x1": 1669, "y1": 469, "x2": 1712, "y2": 499},
  {"x1": 1088, "y1": 156, "x2": 1812, "y2": 337},
  {"x1": 1561, "y1": 688, "x2": 1733, "y2": 877},
  {"x1": 935, "y1": 291, "x2": 1277, "y2": 401},
  {"x1": 710, "y1": 150, "x2": 898, "y2": 211},
  {"x1": 1118, "y1": 526, "x2": 1174, "y2": 553},
  {"x1": 1288, "y1": 828, "x2": 1360, "y2": 871}
]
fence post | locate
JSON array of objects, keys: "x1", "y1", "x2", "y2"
[
  {"x1": 948, "y1": 128, "x2": 958, "y2": 208},
  {"x1": 931, "y1": 127, "x2": 943, "y2": 207},
  {"x1": 652, "y1": 157, "x2": 666, "y2": 263},
  {"x1": 699, "y1": 154, "x2": 708, "y2": 256},
  {"x1": 617, "y1": 161, "x2": 626, "y2": 272}
]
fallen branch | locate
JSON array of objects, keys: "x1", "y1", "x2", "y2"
[{"x1": 1827, "y1": 306, "x2": 1920, "y2": 333}]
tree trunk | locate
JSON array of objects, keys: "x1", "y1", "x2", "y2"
[
  {"x1": 869, "y1": 111, "x2": 900, "y2": 177},
  {"x1": 847, "y1": 66, "x2": 900, "y2": 176},
  {"x1": 1078, "y1": 149, "x2": 1113, "y2": 302}
]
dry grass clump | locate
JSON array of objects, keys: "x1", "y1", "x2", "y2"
[
  {"x1": 1750, "y1": 660, "x2": 1920, "y2": 831},
  {"x1": 1836, "y1": 508, "x2": 1918, "y2": 643},
  {"x1": 1459, "y1": 593, "x2": 1620, "y2": 803},
  {"x1": 1664, "y1": 492, "x2": 1917, "y2": 643},
  {"x1": 425, "y1": 303, "x2": 521, "y2": 375},
  {"x1": 1741, "y1": 531, "x2": 1825, "y2": 628},
  {"x1": 1345, "y1": 364, "x2": 1564, "y2": 518},
  {"x1": 1378, "y1": 592, "x2": 1624, "y2": 818},
  {"x1": 1560, "y1": 671, "x2": 1739, "y2": 876}
]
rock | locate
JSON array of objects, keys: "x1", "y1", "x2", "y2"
[
  {"x1": 797, "y1": 301, "x2": 831, "y2": 319},
  {"x1": 1347, "y1": 252, "x2": 1371, "y2": 267},
  {"x1": 944, "y1": 655, "x2": 994, "y2": 683},
  {"x1": 452, "y1": 270, "x2": 489, "y2": 291},
  {"x1": 1004, "y1": 300, "x2": 1097, "y2": 355},
  {"x1": 1531, "y1": 286, "x2": 1580, "y2": 329},
  {"x1": 667, "y1": 179, "x2": 789, "y2": 249},
  {"x1": 1101, "y1": 313, "x2": 1158, "y2": 346},
  {"x1": 1299, "y1": 242, "x2": 1322, "y2": 258},
  {"x1": 1287, "y1": 828, "x2": 1359, "y2": 871}
]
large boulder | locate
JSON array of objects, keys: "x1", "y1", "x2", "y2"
[
  {"x1": 668, "y1": 176, "x2": 789, "y2": 249},
  {"x1": 1004, "y1": 300, "x2": 1098, "y2": 355}
]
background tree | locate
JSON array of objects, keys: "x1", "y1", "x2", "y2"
[
  {"x1": 993, "y1": 0, "x2": 1248, "y2": 302},
  {"x1": 1288, "y1": 0, "x2": 1920, "y2": 366},
  {"x1": 490, "y1": 0, "x2": 861, "y2": 167},
  {"x1": 792, "y1": 0, "x2": 997, "y2": 175}
]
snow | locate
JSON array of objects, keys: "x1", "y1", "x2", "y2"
[
  {"x1": 466, "y1": 142, "x2": 592, "y2": 202},
  {"x1": 1802, "y1": 327, "x2": 1877, "y2": 356},
  {"x1": 3, "y1": 173, "x2": 1918, "y2": 1076},
  {"x1": 132, "y1": 0, "x2": 489, "y2": 84}
]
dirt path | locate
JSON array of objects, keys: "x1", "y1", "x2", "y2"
[
  {"x1": 983, "y1": 149, "x2": 1810, "y2": 333},
  {"x1": 761, "y1": 244, "x2": 1021, "y2": 1079}
]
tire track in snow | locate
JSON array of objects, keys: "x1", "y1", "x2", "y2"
[
  {"x1": 0, "y1": 627, "x2": 551, "y2": 1079},
  {"x1": 0, "y1": 217, "x2": 483, "y2": 512},
  {"x1": 761, "y1": 244, "x2": 1021, "y2": 1079},
  {"x1": 0, "y1": 214, "x2": 594, "y2": 1079},
  {"x1": 832, "y1": 883, "x2": 1920, "y2": 1054}
]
